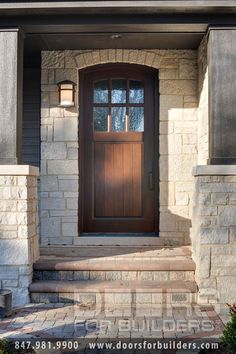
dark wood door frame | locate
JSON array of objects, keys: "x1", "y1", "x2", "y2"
[{"x1": 79, "y1": 63, "x2": 159, "y2": 234}]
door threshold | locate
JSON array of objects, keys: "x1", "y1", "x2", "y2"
[
  {"x1": 80, "y1": 233, "x2": 158, "y2": 237},
  {"x1": 75, "y1": 235, "x2": 162, "y2": 246}
]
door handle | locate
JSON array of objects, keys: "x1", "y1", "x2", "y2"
[
  {"x1": 148, "y1": 160, "x2": 153, "y2": 190},
  {"x1": 148, "y1": 172, "x2": 153, "y2": 190}
]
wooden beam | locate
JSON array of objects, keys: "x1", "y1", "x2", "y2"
[
  {"x1": 0, "y1": 1, "x2": 236, "y2": 15},
  {"x1": 0, "y1": 13, "x2": 236, "y2": 34},
  {"x1": 0, "y1": 29, "x2": 23, "y2": 164},
  {"x1": 208, "y1": 28, "x2": 236, "y2": 164}
]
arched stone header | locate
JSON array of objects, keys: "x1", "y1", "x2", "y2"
[{"x1": 42, "y1": 49, "x2": 197, "y2": 70}]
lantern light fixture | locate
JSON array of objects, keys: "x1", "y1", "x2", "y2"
[{"x1": 57, "y1": 80, "x2": 76, "y2": 108}]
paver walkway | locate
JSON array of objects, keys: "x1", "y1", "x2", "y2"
[{"x1": 0, "y1": 303, "x2": 229, "y2": 353}]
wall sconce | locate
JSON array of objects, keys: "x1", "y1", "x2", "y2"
[{"x1": 57, "y1": 80, "x2": 76, "y2": 108}]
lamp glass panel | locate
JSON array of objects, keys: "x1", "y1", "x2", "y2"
[
  {"x1": 60, "y1": 89, "x2": 74, "y2": 106},
  {"x1": 61, "y1": 84, "x2": 73, "y2": 90}
]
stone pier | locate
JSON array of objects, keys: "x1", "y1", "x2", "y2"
[
  {"x1": 0, "y1": 165, "x2": 39, "y2": 306},
  {"x1": 192, "y1": 165, "x2": 236, "y2": 304}
]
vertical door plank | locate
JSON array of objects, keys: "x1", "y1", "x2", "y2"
[
  {"x1": 113, "y1": 143, "x2": 124, "y2": 216},
  {"x1": 94, "y1": 143, "x2": 105, "y2": 217},
  {"x1": 104, "y1": 143, "x2": 114, "y2": 216},
  {"x1": 124, "y1": 143, "x2": 133, "y2": 216},
  {"x1": 132, "y1": 143, "x2": 142, "y2": 216}
]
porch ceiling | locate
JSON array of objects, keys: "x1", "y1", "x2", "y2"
[
  {"x1": 24, "y1": 31, "x2": 204, "y2": 67},
  {"x1": 12, "y1": 1, "x2": 235, "y2": 64},
  {"x1": 25, "y1": 32, "x2": 204, "y2": 53}
]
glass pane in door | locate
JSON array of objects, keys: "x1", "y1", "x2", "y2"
[
  {"x1": 112, "y1": 106, "x2": 126, "y2": 131},
  {"x1": 129, "y1": 107, "x2": 144, "y2": 132},
  {"x1": 94, "y1": 80, "x2": 109, "y2": 103},
  {"x1": 112, "y1": 79, "x2": 126, "y2": 103},
  {"x1": 93, "y1": 107, "x2": 109, "y2": 131},
  {"x1": 129, "y1": 80, "x2": 144, "y2": 103}
]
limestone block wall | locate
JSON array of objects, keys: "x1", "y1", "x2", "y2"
[
  {"x1": 41, "y1": 49, "x2": 198, "y2": 246},
  {"x1": 40, "y1": 64, "x2": 78, "y2": 246},
  {"x1": 0, "y1": 166, "x2": 39, "y2": 306},
  {"x1": 197, "y1": 36, "x2": 209, "y2": 164},
  {"x1": 192, "y1": 166, "x2": 236, "y2": 304}
]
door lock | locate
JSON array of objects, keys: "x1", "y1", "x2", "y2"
[
  {"x1": 149, "y1": 172, "x2": 153, "y2": 190},
  {"x1": 148, "y1": 160, "x2": 154, "y2": 190}
]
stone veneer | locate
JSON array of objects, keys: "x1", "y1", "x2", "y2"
[
  {"x1": 192, "y1": 166, "x2": 236, "y2": 304},
  {"x1": 41, "y1": 49, "x2": 199, "y2": 246},
  {"x1": 0, "y1": 165, "x2": 39, "y2": 306}
]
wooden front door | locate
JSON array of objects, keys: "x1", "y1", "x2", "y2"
[{"x1": 80, "y1": 64, "x2": 157, "y2": 233}]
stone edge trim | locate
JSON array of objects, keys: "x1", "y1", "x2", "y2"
[
  {"x1": 1, "y1": 1, "x2": 236, "y2": 10},
  {"x1": 0, "y1": 165, "x2": 39, "y2": 176},
  {"x1": 193, "y1": 165, "x2": 236, "y2": 176}
]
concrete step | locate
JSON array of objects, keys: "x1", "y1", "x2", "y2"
[
  {"x1": 32, "y1": 246, "x2": 197, "y2": 305},
  {"x1": 34, "y1": 249, "x2": 196, "y2": 282},
  {"x1": 33, "y1": 268, "x2": 195, "y2": 282},
  {"x1": 30, "y1": 280, "x2": 198, "y2": 305},
  {"x1": 34, "y1": 257, "x2": 195, "y2": 271}
]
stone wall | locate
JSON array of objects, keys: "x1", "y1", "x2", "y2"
[
  {"x1": 0, "y1": 165, "x2": 39, "y2": 306},
  {"x1": 192, "y1": 166, "x2": 236, "y2": 304},
  {"x1": 41, "y1": 49, "x2": 198, "y2": 246},
  {"x1": 197, "y1": 36, "x2": 209, "y2": 164},
  {"x1": 41, "y1": 65, "x2": 78, "y2": 246}
]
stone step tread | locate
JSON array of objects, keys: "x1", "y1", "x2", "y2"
[
  {"x1": 34, "y1": 258, "x2": 195, "y2": 271},
  {"x1": 30, "y1": 280, "x2": 198, "y2": 293},
  {"x1": 40, "y1": 245, "x2": 192, "y2": 258}
]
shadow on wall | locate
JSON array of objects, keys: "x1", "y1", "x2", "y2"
[
  {"x1": 160, "y1": 41, "x2": 207, "y2": 247},
  {"x1": 159, "y1": 103, "x2": 197, "y2": 247}
]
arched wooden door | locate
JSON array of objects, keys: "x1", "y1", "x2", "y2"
[{"x1": 79, "y1": 64, "x2": 158, "y2": 233}]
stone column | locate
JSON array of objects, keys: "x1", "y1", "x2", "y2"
[
  {"x1": 0, "y1": 165, "x2": 39, "y2": 306},
  {"x1": 192, "y1": 165, "x2": 236, "y2": 304},
  {"x1": 208, "y1": 28, "x2": 236, "y2": 164},
  {"x1": 0, "y1": 29, "x2": 24, "y2": 164}
]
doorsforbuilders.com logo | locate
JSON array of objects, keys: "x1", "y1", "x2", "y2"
[{"x1": 88, "y1": 339, "x2": 219, "y2": 351}]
